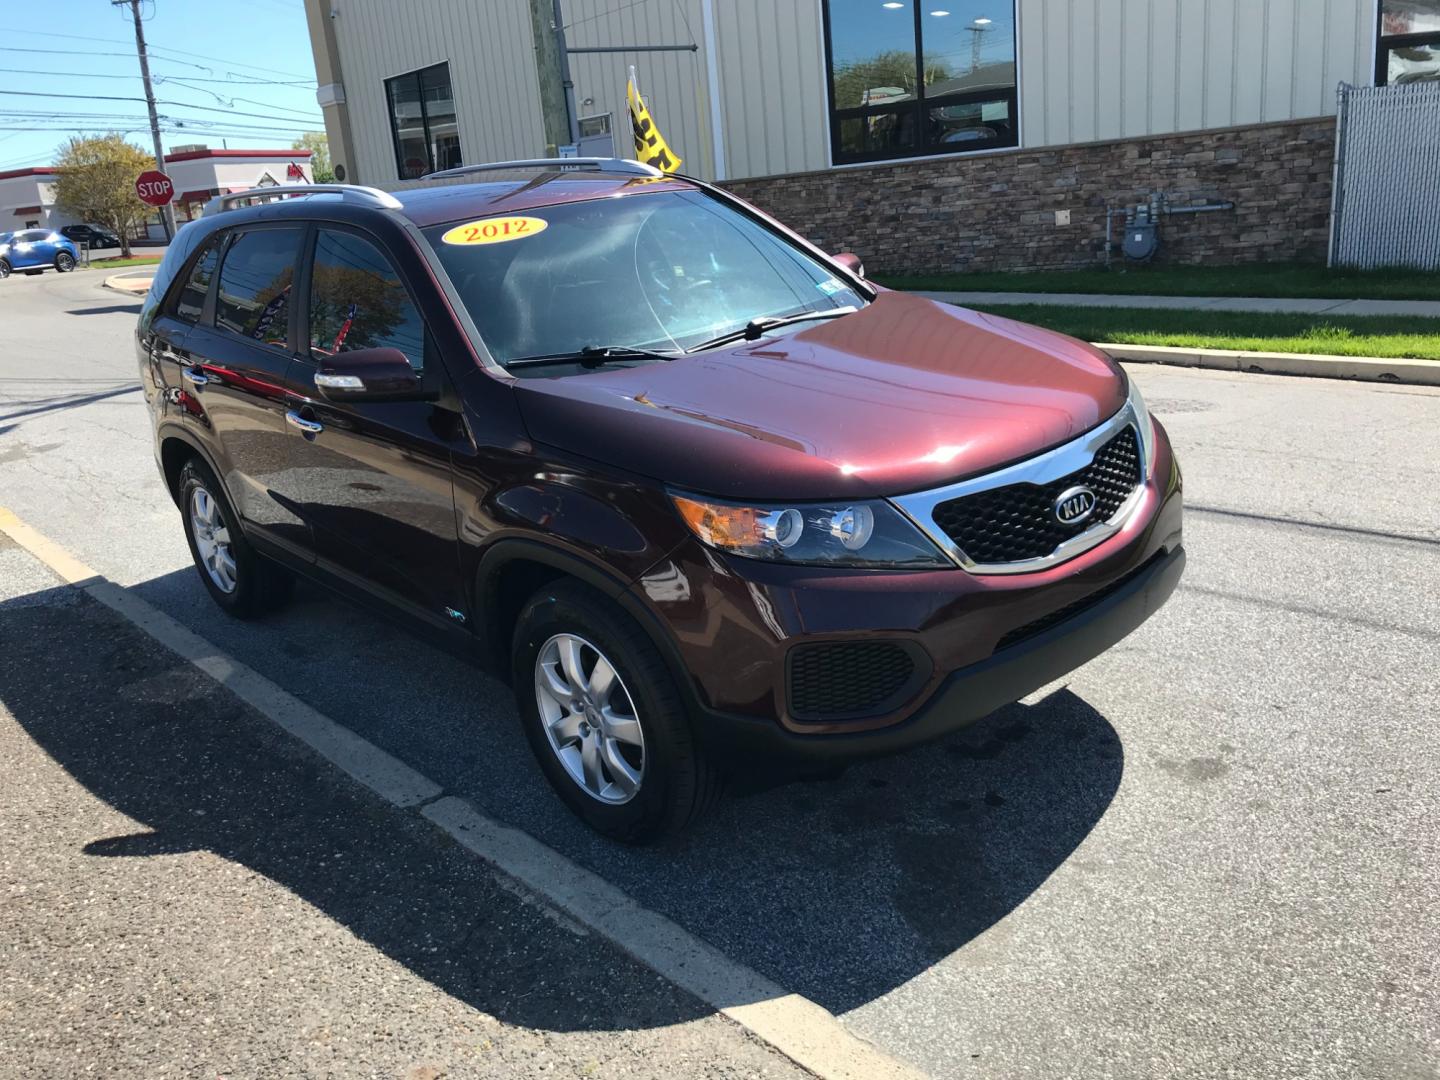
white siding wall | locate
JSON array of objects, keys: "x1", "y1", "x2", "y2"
[
  {"x1": 323, "y1": 0, "x2": 1376, "y2": 185},
  {"x1": 710, "y1": 0, "x2": 829, "y2": 178},
  {"x1": 1019, "y1": 0, "x2": 1377, "y2": 149},
  {"x1": 327, "y1": 0, "x2": 547, "y2": 187}
]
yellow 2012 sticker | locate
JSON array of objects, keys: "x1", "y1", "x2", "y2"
[{"x1": 440, "y1": 216, "x2": 549, "y2": 246}]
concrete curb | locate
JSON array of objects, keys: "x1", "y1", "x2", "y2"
[
  {"x1": 102, "y1": 272, "x2": 154, "y2": 295},
  {"x1": 1101, "y1": 342, "x2": 1440, "y2": 386}
]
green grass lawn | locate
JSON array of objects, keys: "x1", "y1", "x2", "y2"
[
  {"x1": 877, "y1": 262, "x2": 1440, "y2": 302},
  {"x1": 89, "y1": 256, "x2": 163, "y2": 269},
  {"x1": 971, "y1": 304, "x2": 1440, "y2": 360}
]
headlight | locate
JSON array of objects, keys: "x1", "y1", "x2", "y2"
[
  {"x1": 1126, "y1": 374, "x2": 1156, "y2": 477},
  {"x1": 671, "y1": 492, "x2": 950, "y2": 568}
]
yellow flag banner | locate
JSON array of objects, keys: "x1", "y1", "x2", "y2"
[{"x1": 627, "y1": 77, "x2": 682, "y2": 174}]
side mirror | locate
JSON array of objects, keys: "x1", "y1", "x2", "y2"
[
  {"x1": 312, "y1": 347, "x2": 432, "y2": 402},
  {"x1": 833, "y1": 251, "x2": 865, "y2": 279}
]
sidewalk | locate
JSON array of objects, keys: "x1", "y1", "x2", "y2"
[{"x1": 915, "y1": 290, "x2": 1440, "y2": 317}]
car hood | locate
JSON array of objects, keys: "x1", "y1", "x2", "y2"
[{"x1": 511, "y1": 290, "x2": 1126, "y2": 500}]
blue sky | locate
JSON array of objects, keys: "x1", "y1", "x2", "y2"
[{"x1": 0, "y1": 0, "x2": 321, "y2": 170}]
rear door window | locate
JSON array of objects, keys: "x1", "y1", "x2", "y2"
[
  {"x1": 173, "y1": 236, "x2": 225, "y2": 323},
  {"x1": 214, "y1": 227, "x2": 304, "y2": 351},
  {"x1": 308, "y1": 229, "x2": 426, "y2": 371}
]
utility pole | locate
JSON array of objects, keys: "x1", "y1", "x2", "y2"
[
  {"x1": 115, "y1": 0, "x2": 175, "y2": 240},
  {"x1": 527, "y1": 0, "x2": 572, "y2": 155}
]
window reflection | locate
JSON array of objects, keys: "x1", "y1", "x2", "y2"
[
  {"x1": 385, "y1": 62, "x2": 463, "y2": 179},
  {"x1": 825, "y1": 1, "x2": 1017, "y2": 163},
  {"x1": 1378, "y1": 2, "x2": 1440, "y2": 84},
  {"x1": 309, "y1": 230, "x2": 426, "y2": 372},
  {"x1": 214, "y1": 229, "x2": 302, "y2": 351}
]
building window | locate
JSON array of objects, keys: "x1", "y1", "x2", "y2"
[
  {"x1": 822, "y1": 0, "x2": 1017, "y2": 165},
  {"x1": 384, "y1": 61, "x2": 462, "y2": 180},
  {"x1": 1377, "y1": 1, "x2": 1440, "y2": 85}
]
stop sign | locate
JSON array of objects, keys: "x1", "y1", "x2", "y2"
[{"x1": 135, "y1": 170, "x2": 174, "y2": 207}]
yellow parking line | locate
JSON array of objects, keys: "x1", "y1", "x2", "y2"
[{"x1": 0, "y1": 506, "x2": 101, "y2": 585}]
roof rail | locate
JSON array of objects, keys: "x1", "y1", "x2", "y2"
[
  {"x1": 202, "y1": 183, "x2": 403, "y2": 217},
  {"x1": 421, "y1": 157, "x2": 663, "y2": 181}
]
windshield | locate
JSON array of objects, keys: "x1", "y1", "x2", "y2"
[{"x1": 424, "y1": 190, "x2": 866, "y2": 367}]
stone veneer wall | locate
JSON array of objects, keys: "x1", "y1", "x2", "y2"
[{"x1": 723, "y1": 118, "x2": 1336, "y2": 274}]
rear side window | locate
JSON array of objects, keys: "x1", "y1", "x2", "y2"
[
  {"x1": 174, "y1": 237, "x2": 223, "y2": 322},
  {"x1": 215, "y1": 228, "x2": 303, "y2": 350},
  {"x1": 308, "y1": 229, "x2": 426, "y2": 371}
]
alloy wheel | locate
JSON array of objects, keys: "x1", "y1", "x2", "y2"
[
  {"x1": 56, "y1": 253, "x2": 75, "y2": 272},
  {"x1": 534, "y1": 633, "x2": 645, "y2": 804},
  {"x1": 189, "y1": 486, "x2": 237, "y2": 594}
]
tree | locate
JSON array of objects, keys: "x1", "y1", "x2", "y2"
[
  {"x1": 293, "y1": 131, "x2": 334, "y2": 183},
  {"x1": 52, "y1": 134, "x2": 156, "y2": 257},
  {"x1": 831, "y1": 50, "x2": 953, "y2": 109}
]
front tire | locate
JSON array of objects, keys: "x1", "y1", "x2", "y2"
[
  {"x1": 0, "y1": 259, "x2": 9, "y2": 279},
  {"x1": 512, "y1": 581, "x2": 722, "y2": 843},
  {"x1": 54, "y1": 251, "x2": 75, "y2": 272},
  {"x1": 178, "y1": 459, "x2": 293, "y2": 618}
]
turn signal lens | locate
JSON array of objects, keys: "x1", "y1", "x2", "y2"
[{"x1": 670, "y1": 492, "x2": 949, "y2": 568}]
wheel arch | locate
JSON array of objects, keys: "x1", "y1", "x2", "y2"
[
  {"x1": 474, "y1": 539, "x2": 702, "y2": 711},
  {"x1": 157, "y1": 425, "x2": 230, "y2": 510}
]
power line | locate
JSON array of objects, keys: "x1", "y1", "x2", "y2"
[
  {"x1": 0, "y1": 89, "x2": 323, "y2": 125},
  {"x1": 0, "y1": 68, "x2": 139, "y2": 80},
  {"x1": 0, "y1": 66, "x2": 313, "y2": 87},
  {"x1": 8, "y1": 27, "x2": 317, "y2": 81},
  {"x1": 0, "y1": 46, "x2": 316, "y2": 85}
]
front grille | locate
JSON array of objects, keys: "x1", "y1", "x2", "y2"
[
  {"x1": 931, "y1": 426, "x2": 1141, "y2": 565},
  {"x1": 993, "y1": 556, "x2": 1158, "y2": 653},
  {"x1": 788, "y1": 641, "x2": 918, "y2": 720}
]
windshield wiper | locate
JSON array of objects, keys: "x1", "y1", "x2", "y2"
[
  {"x1": 506, "y1": 344, "x2": 679, "y2": 370},
  {"x1": 685, "y1": 306, "x2": 859, "y2": 354}
]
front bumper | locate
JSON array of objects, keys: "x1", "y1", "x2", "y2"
[
  {"x1": 687, "y1": 542, "x2": 1184, "y2": 765},
  {"x1": 628, "y1": 418, "x2": 1183, "y2": 762}
]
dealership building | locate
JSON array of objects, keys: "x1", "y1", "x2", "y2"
[{"x1": 303, "y1": 0, "x2": 1439, "y2": 271}]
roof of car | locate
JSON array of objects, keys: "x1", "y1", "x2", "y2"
[{"x1": 388, "y1": 170, "x2": 699, "y2": 228}]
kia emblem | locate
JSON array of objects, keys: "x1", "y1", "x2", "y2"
[{"x1": 1053, "y1": 485, "x2": 1097, "y2": 526}]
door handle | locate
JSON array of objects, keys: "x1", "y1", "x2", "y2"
[
  {"x1": 285, "y1": 410, "x2": 324, "y2": 435},
  {"x1": 181, "y1": 366, "x2": 208, "y2": 386}
]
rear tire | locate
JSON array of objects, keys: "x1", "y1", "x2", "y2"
[
  {"x1": 0, "y1": 259, "x2": 9, "y2": 279},
  {"x1": 177, "y1": 458, "x2": 293, "y2": 618},
  {"x1": 511, "y1": 580, "x2": 722, "y2": 843},
  {"x1": 54, "y1": 252, "x2": 75, "y2": 273}
]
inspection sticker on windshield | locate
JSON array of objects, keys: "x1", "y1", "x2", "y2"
[
  {"x1": 440, "y1": 216, "x2": 549, "y2": 246},
  {"x1": 816, "y1": 277, "x2": 846, "y2": 295}
]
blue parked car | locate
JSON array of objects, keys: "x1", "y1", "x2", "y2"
[{"x1": 0, "y1": 229, "x2": 80, "y2": 279}]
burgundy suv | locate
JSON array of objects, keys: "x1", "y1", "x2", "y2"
[{"x1": 137, "y1": 160, "x2": 1183, "y2": 842}]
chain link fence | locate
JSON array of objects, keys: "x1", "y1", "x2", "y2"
[{"x1": 1329, "y1": 81, "x2": 1440, "y2": 270}]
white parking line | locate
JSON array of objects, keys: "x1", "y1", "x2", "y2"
[{"x1": 0, "y1": 506, "x2": 927, "y2": 1080}]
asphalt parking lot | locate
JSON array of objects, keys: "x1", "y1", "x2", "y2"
[{"x1": 2, "y1": 269, "x2": 1438, "y2": 1079}]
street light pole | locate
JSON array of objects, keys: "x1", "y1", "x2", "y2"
[{"x1": 114, "y1": 0, "x2": 175, "y2": 241}]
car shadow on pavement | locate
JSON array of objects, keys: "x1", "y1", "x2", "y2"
[
  {"x1": 64, "y1": 304, "x2": 144, "y2": 316},
  {"x1": 0, "y1": 585, "x2": 719, "y2": 1034},
  {"x1": 4, "y1": 571, "x2": 1123, "y2": 1027}
]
